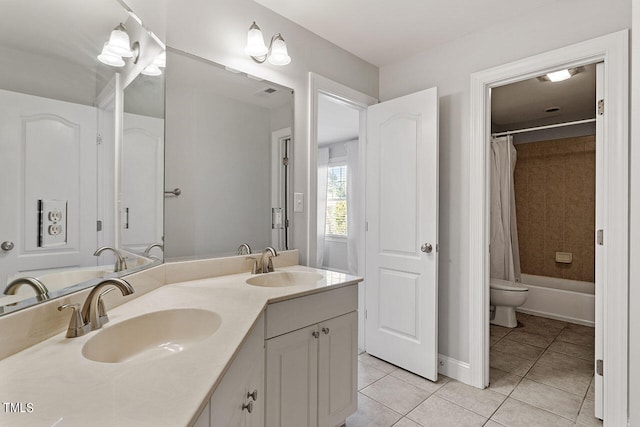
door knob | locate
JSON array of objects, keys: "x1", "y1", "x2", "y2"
[
  {"x1": 322, "y1": 327, "x2": 330, "y2": 335},
  {"x1": 1, "y1": 241, "x2": 14, "y2": 251},
  {"x1": 420, "y1": 243, "x2": 432, "y2": 253},
  {"x1": 312, "y1": 331, "x2": 320, "y2": 339}
]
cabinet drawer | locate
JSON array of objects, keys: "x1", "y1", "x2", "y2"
[{"x1": 265, "y1": 285, "x2": 357, "y2": 339}]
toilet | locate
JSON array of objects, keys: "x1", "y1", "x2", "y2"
[{"x1": 490, "y1": 278, "x2": 528, "y2": 328}]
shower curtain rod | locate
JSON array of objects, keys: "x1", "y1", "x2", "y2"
[{"x1": 491, "y1": 118, "x2": 596, "y2": 138}]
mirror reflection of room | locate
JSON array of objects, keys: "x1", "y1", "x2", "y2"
[
  {"x1": 164, "y1": 49, "x2": 293, "y2": 261},
  {"x1": 0, "y1": 0, "x2": 165, "y2": 313}
]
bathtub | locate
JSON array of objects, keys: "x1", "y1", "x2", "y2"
[{"x1": 517, "y1": 273, "x2": 595, "y2": 326}]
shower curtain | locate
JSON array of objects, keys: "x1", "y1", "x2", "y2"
[{"x1": 490, "y1": 135, "x2": 521, "y2": 282}]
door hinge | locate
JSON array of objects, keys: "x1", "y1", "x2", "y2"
[
  {"x1": 282, "y1": 156, "x2": 289, "y2": 166},
  {"x1": 365, "y1": 310, "x2": 367, "y2": 320},
  {"x1": 598, "y1": 99, "x2": 604, "y2": 116},
  {"x1": 597, "y1": 229, "x2": 604, "y2": 246},
  {"x1": 596, "y1": 359, "x2": 603, "y2": 376},
  {"x1": 96, "y1": 220, "x2": 102, "y2": 232},
  {"x1": 96, "y1": 134, "x2": 102, "y2": 145},
  {"x1": 365, "y1": 221, "x2": 369, "y2": 232}
]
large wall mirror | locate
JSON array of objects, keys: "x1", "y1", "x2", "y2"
[
  {"x1": 164, "y1": 49, "x2": 293, "y2": 261},
  {"x1": 0, "y1": 0, "x2": 165, "y2": 315}
]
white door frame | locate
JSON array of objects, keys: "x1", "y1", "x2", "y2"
[
  {"x1": 309, "y1": 73, "x2": 377, "y2": 351},
  {"x1": 468, "y1": 30, "x2": 628, "y2": 424}
]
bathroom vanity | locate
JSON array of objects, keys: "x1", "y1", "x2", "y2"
[{"x1": 0, "y1": 253, "x2": 361, "y2": 427}]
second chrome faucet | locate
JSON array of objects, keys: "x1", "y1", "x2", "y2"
[{"x1": 58, "y1": 278, "x2": 134, "y2": 338}]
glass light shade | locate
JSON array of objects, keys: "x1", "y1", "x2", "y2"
[
  {"x1": 152, "y1": 51, "x2": 166, "y2": 68},
  {"x1": 245, "y1": 23, "x2": 268, "y2": 57},
  {"x1": 106, "y1": 28, "x2": 133, "y2": 58},
  {"x1": 546, "y1": 69, "x2": 571, "y2": 82},
  {"x1": 97, "y1": 43, "x2": 125, "y2": 67},
  {"x1": 267, "y1": 35, "x2": 291, "y2": 66},
  {"x1": 141, "y1": 64, "x2": 162, "y2": 76}
]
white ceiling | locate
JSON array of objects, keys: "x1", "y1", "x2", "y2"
[
  {"x1": 253, "y1": 0, "x2": 570, "y2": 67},
  {"x1": 492, "y1": 64, "x2": 596, "y2": 130},
  {"x1": 255, "y1": 0, "x2": 595, "y2": 130},
  {"x1": 317, "y1": 94, "x2": 359, "y2": 145}
]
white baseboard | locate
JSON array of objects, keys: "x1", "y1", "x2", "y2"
[{"x1": 437, "y1": 354, "x2": 471, "y2": 384}]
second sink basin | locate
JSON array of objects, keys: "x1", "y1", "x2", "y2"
[
  {"x1": 246, "y1": 271, "x2": 324, "y2": 287},
  {"x1": 82, "y1": 308, "x2": 221, "y2": 363}
]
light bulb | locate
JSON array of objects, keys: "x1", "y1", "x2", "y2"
[
  {"x1": 245, "y1": 22, "x2": 268, "y2": 57},
  {"x1": 268, "y1": 34, "x2": 291, "y2": 66},
  {"x1": 98, "y1": 42, "x2": 125, "y2": 67},
  {"x1": 546, "y1": 69, "x2": 571, "y2": 82}
]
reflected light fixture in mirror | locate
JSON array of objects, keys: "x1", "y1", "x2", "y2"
[
  {"x1": 97, "y1": 23, "x2": 139, "y2": 67},
  {"x1": 142, "y1": 51, "x2": 166, "y2": 76},
  {"x1": 244, "y1": 21, "x2": 291, "y2": 66}
]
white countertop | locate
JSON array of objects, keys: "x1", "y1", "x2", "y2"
[{"x1": 0, "y1": 265, "x2": 361, "y2": 427}]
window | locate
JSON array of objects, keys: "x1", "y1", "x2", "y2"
[{"x1": 325, "y1": 164, "x2": 347, "y2": 237}]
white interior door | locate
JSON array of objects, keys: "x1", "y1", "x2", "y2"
[
  {"x1": 365, "y1": 87, "x2": 439, "y2": 380},
  {"x1": 121, "y1": 112, "x2": 164, "y2": 253},
  {"x1": 0, "y1": 89, "x2": 97, "y2": 283},
  {"x1": 594, "y1": 61, "x2": 604, "y2": 420}
]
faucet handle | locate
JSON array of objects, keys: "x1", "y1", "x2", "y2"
[
  {"x1": 247, "y1": 257, "x2": 259, "y2": 274},
  {"x1": 58, "y1": 303, "x2": 90, "y2": 338},
  {"x1": 97, "y1": 287, "x2": 115, "y2": 328}
]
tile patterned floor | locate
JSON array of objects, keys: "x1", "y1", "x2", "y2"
[{"x1": 346, "y1": 313, "x2": 602, "y2": 426}]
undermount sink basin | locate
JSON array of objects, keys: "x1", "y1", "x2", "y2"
[
  {"x1": 245, "y1": 271, "x2": 324, "y2": 287},
  {"x1": 82, "y1": 308, "x2": 221, "y2": 363}
]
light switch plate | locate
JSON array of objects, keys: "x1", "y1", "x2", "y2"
[
  {"x1": 294, "y1": 193, "x2": 304, "y2": 213},
  {"x1": 38, "y1": 199, "x2": 68, "y2": 247}
]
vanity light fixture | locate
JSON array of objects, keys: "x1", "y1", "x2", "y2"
[
  {"x1": 97, "y1": 23, "x2": 139, "y2": 68},
  {"x1": 244, "y1": 21, "x2": 291, "y2": 66},
  {"x1": 142, "y1": 51, "x2": 166, "y2": 76}
]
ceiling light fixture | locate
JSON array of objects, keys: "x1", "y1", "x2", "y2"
[
  {"x1": 538, "y1": 67, "x2": 583, "y2": 83},
  {"x1": 97, "y1": 23, "x2": 139, "y2": 68},
  {"x1": 546, "y1": 69, "x2": 572, "y2": 82},
  {"x1": 244, "y1": 21, "x2": 291, "y2": 66}
]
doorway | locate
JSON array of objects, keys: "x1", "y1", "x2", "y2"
[
  {"x1": 309, "y1": 73, "x2": 377, "y2": 353},
  {"x1": 468, "y1": 30, "x2": 629, "y2": 425},
  {"x1": 488, "y1": 63, "x2": 600, "y2": 424}
]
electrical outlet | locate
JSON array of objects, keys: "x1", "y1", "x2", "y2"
[{"x1": 38, "y1": 200, "x2": 68, "y2": 247}]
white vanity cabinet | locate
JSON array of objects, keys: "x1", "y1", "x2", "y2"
[
  {"x1": 193, "y1": 313, "x2": 265, "y2": 427},
  {"x1": 264, "y1": 285, "x2": 358, "y2": 427}
]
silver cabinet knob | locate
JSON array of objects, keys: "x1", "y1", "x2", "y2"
[
  {"x1": 312, "y1": 331, "x2": 320, "y2": 339},
  {"x1": 242, "y1": 401, "x2": 253, "y2": 413},
  {"x1": 1, "y1": 241, "x2": 14, "y2": 251},
  {"x1": 322, "y1": 327, "x2": 330, "y2": 335},
  {"x1": 247, "y1": 389, "x2": 258, "y2": 401},
  {"x1": 420, "y1": 243, "x2": 433, "y2": 253}
]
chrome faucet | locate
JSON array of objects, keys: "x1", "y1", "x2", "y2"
[
  {"x1": 143, "y1": 243, "x2": 164, "y2": 256},
  {"x1": 4, "y1": 277, "x2": 49, "y2": 301},
  {"x1": 94, "y1": 246, "x2": 128, "y2": 272},
  {"x1": 58, "y1": 278, "x2": 134, "y2": 338},
  {"x1": 259, "y1": 246, "x2": 278, "y2": 274},
  {"x1": 237, "y1": 243, "x2": 252, "y2": 255}
]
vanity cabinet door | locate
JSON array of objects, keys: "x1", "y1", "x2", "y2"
[
  {"x1": 265, "y1": 324, "x2": 319, "y2": 427},
  {"x1": 318, "y1": 312, "x2": 358, "y2": 427},
  {"x1": 209, "y1": 314, "x2": 265, "y2": 427}
]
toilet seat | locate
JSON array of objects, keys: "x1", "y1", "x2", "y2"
[{"x1": 490, "y1": 278, "x2": 528, "y2": 292}]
